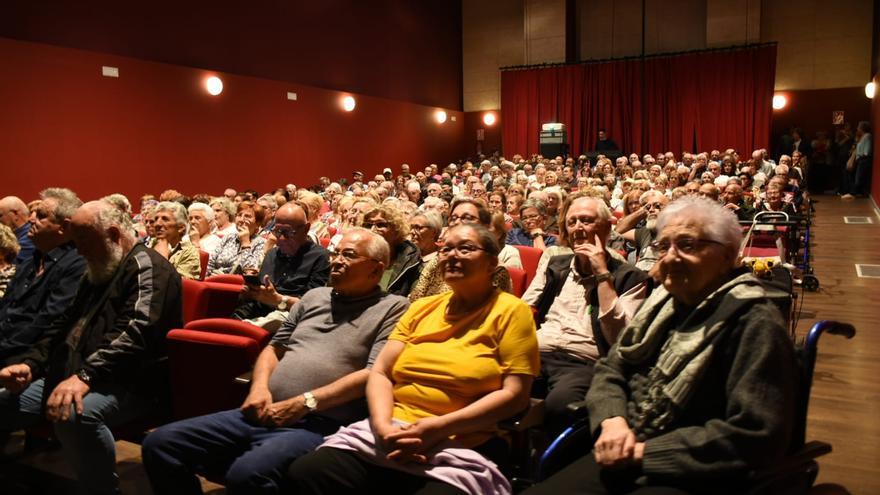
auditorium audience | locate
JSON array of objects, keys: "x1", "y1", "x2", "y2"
[
  {"x1": 287, "y1": 224, "x2": 539, "y2": 495},
  {"x1": 0, "y1": 135, "x2": 831, "y2": 492}
]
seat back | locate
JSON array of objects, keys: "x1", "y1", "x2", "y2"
[
  {"x1": 198, "y1": 250, "x2": 209, "y2": 280},
  {"x1": 514, "y1": 245, "x2": 543, "y2": 285},
  {"x1": 167, "y1": 329, "x2": 263, "y2": 419},
  {"x1": 506, "y1": 266, "x2": 528, "y2": 298},
  {"x1": 205, "y1": 274, "x2": 245, "y2": 285},
  {"x1": 181, "y1": 280, "x2": 242, "y2": 324}
]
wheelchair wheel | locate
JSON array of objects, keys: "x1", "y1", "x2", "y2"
[{"x1": 803, "y1": 274, "x2": 819, "y2": 292}]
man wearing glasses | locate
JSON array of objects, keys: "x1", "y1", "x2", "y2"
[
  {"x1": 231, "y1": 203, "x2": 330, "y2": 331},
  {"x1": 143, "y1": 229, "x2": 409, "y2": 494},
  {"x1": 614, "y1": 190, "x2": 670, "y2": 271}
]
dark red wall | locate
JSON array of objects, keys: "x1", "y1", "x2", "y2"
[
  {"x1": 770, "y1": 87, "x2": 871, "y2": 156},
  {"x1": 0, "y1": 0, "x2": 462, "y2": 110},
  {"x1": 0, "y1": 38, "x2": 464, "y2": 203}
]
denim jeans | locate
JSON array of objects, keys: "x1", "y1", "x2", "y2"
[
  {"x1": 141, "y1": 409, "x2": 341, "y2": 494},
  {"x1": 0, "y1": 378, "x2": 153, "y2": 495}
]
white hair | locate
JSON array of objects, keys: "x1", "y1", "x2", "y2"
[
  {"x1": 187, "y1": 202, "x2": 215, "y2": 222},
  {"x1": 656, "y1": 196, "x2": 741, "y2": 259},
  {"x1": 411, "y1": 210, "x2": 443, "y2": 232}
]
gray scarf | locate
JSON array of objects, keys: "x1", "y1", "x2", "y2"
[{"x1": 615, "y1": 271, "x2": 768, "y2": 433}]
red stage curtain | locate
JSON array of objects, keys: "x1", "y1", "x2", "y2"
[{"x1": 501, "y1": 45, "x2": 776, "y2": 157}]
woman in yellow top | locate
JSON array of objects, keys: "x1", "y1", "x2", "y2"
[{"x1": 287, "y1": 223, "x2": 540, "y2": 495}]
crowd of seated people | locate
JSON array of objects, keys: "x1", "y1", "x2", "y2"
[{"x1": 0, "y1": 141, "x2": 839, "y2": 494}]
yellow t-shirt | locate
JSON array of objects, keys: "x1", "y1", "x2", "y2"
[{"x1": 389, "y1": 290, "x2": 540, "y2": 448}]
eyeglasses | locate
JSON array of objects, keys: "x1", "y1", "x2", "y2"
[
  {"x1": 650, "y1": 237, "x2": 723, "y2": 256},
  {"x1": 438, "y1": 244, "x2": 486, "y2": 257},
  {"x1": 330, "y1": 250, "x2": 377, "y2": 263},
  {"x1": 409, "y1": 224, "x2": 432, "y2": 232},
  {"x1": 271, "y1": 226, "x2": 300, "y2": 238},
  {"x1": 521, "y1": 214, "x2": 543, "y2": 222},
  {"x1": 448, "y1": 214, "x2": 479, "y2": 224}
]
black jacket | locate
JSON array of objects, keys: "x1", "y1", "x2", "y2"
[
  {"x1": 386, "y1": 240, "x2": 423, "y2": 297},
  {"x1": 534, "y1": 253, "x2": 651, "y2": 357},
  {"x1": 19, "y1": 244, "x2": 182, "y2": 400},
  {"x1": 0, "y1": 243, "x2": 86, "y2": 366}
]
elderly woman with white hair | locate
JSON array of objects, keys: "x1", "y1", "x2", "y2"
[
  {"x1": 150, "y1": 201, "x2": 202, "y2": 279},
  {"x1": 210, "y1": 197, "x2": 238, "y2": 239},
  {"x1": 408, "y1": 211, "x2": 443, "y2": 262},
  {"x1": 525, "y1": 196, "x2": 797, "y2": 495},
  {"x1": 187, "y1": 202, "x2": 221, "y2": 256}
]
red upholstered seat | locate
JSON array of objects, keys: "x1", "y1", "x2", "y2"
[
  {"x1": 506, "y1": 266, "x2": 528, "y2": 298},
  {"x1": 167, "y1": 328, "x2": 265, "y2": 419},
  {"x1": 205, "y1": 274, "x2": 245, "y2": 285},
  {"x1": 320, "y1": 237, "x2": 331, "y2": 248},
  {"x1": 514, "y1": 245, "x2": 543, "y2": 286},
  {"x1": 181, "y1": 279, "x2": 242, "y2": 324},
  {"x1": 198, "y1": 250, "x2": 209, "y2": 280}
]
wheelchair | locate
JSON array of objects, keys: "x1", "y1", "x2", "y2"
[{"x1": 525, "y1": 320, "x2": 855, "y2": 494}]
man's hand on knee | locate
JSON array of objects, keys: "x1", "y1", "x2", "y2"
[
  {"x1": 46, "y1": 375, "x2": 90, "y2": 422},
  {"x1": 0, "y1": 364, "x2": 32, "y2": 393}
]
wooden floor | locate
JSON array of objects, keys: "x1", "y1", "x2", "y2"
[
  {"x1": 0, "y1": 195, "x2": 878, "y2": 494},
  {"x1": 793, "y1": 195, "x2": 880, "y2": 494}
]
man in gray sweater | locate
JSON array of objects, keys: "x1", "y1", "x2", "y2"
[{"x1": 142, "y1": 228, "x2": 410, "y2": 494}]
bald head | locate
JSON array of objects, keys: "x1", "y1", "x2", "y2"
[
  {"x1": 0, "y1": 196, "x2": 29, "y2": 229},
  {"x1": 273, "y1": 202, "x2": 310, "y2": 255}
]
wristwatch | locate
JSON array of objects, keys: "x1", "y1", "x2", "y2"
[
  {"x1": 303, "y1": 391, "x2": 318, "y2": 412},
  {"x1": 277, "y1": 296, "x2": 291, "y2": 311},
  {"x1": 594, "y1": 272, "x2": 613, "y2": 283},
  {"x1": 75, "y1": 368, "x2": 93, "y2": 385}
]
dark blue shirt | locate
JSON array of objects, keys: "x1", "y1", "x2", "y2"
[
  {"x1": 13, "y1": 222, "x2": 34, "y2": 266},
  {"x1": 232, "y1": 240, "x2": 331, "y2": 321},
  {"x1": 0, "y1": 243, "x2": 86, "y2": 365},
  {"x1": 506, "y1": 228, "x2": 558, "y2": 248}
]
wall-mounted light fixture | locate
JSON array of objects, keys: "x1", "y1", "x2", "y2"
[
  {"x1": 866, "y1": 81, "x2": 876, "y2": 99},
  {"x1": 772, "y1": 94, "x2": 787, "y2": 110},
  {"x1": 342, "y1": 96, "x2": 356, "y2": 112},
  {"x1": 205, "y1": 76, "x2": 223, "y2": 96},
  {"x1": 435, "y1": 110, "x2": 448, "y2": 124},
  {"x1": 483, "y1": 112, "x2": 497, "y2": 126}
]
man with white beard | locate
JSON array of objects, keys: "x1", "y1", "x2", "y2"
[
  {"x1": 614, "y1": 190, "x2": 670, "y2": 271},
  {"x1": 0, "y1": 199, "x2": 182, "y2": 495}
]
